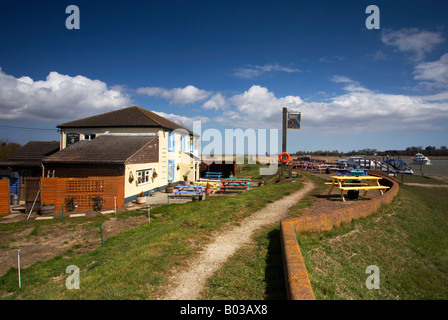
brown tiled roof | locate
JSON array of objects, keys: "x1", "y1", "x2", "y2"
[
  {"x1": 7, "y1": 141, "x2": 60, "y2": 166},
  {"x1": 42, "y1": 135, "x2": 157, "y2": 164},
  {"x1": 57, "y1": 106, "x2": 196, "y2": 135}
]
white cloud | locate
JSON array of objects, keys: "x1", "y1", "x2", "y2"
[
  {"x1": 295, "y1": 82, "x2": 448, "y2": 132},
  {"x1": 202, "y1": 93, "x2": 228, "y2": 110},
  {"x1": 213, "y1": 82, "x2": 448, "y2": 133},
  {"x1": 367, "y1": 50, "x2": 388, "y2": 61},
  {"x1": 153, "y1": 111, "x2": 209, "y2": 129},
  {"x1": 137, "y1": 85, "x2": 211, "y2": 105},
  {"x1": 232, "y1": 63, "x2": 301, "y2": 79},
  {"x1": 319, "y1": 56, "x2": 345, "y2": 63},
  {"x1": 211, "y1": 85, "x2": 303, "y2": 129},
  {"x1": 381, "y1": 28, "x2": 445, "y2": 61},
  {"x1": 0, "y1": 68, "x2": 131, "y2": 121},
  {"x1": 331, "y1": 75, "x2": 354, "y2": 84},
  {"x1": 414, "y1": 53, "x2": 448, "y2": 88}
]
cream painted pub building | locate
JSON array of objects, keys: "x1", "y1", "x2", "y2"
[{"x1": 43, "y1": 106, "x2": 200, "y2": 203}]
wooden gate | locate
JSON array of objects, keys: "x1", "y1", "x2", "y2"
[{"x1": 24, "y1": 177, "x2": 41, "y2": 215}]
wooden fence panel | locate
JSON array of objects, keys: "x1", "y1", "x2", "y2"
[
  {"x1": 0, "y1": 180, "x2": 10, "y2": 216},
  {"x1": 41, "y1": 176, "x2": 125, "y2": 211},
  {"x1": 25, "y1": 177, "x2": 41, "y2": 215}
]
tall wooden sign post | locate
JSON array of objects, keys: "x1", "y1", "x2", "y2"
[
  {"x1": 280, "y1": 108, "x2": 301, "y2": 179},
  {"x1": 281, "y1": 108, "x2": 287, "y2": 176}
]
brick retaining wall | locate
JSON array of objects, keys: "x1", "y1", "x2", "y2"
[{"x1": 280, "y1": 173, "x2": 399, "y2": 300}]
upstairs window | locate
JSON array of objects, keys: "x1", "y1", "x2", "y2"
[
  {"x1": 168, "y1": 131, "x2": 175, "y2": 152},
  {"x1": 84, "y1": 134, "x2": 96, "y2": 141},
  {"x1": 180, "y1": 135, "x2": 184, "y2": 152}
]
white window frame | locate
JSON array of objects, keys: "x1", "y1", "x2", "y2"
[
  {"x1": 84, "y1": 134, "x2": 96, "y2": 141},
  {"x1": 137, "y1": 169, "x2": 152, "y2": 185}
]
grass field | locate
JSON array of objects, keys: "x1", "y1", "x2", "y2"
[
  {"x1": 200, "y1": 174, "x2": 448, "y2": 300},
  {"x1": 0, "y1": 174, "x2": 305, "y2": 300},
  {"x1": 297, "y1": 181, "x2": 448, "y2": 300},
  {"x1": 1, "y1": 170, "x2": 447, "y2": 300}
]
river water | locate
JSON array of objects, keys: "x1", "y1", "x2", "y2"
[{"x1": 400, "y1": 157, "x2": 448, "y2": 176}]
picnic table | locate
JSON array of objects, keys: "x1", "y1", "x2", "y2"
[
  {"x1": 221, "y1": 177, "x2": 251, "y2": 192},
  {"x1": 193, "y1": 181, "x2": 219, "y2": 190},
  {"x1": 173, "y1": 185, "x2": 204, "y2": 198},
  {"x1": 326, "y1": 175, "x2": 390, "y2": 202},
  {"x1": 199, "y1": 178, "x2": 222, "y2": 184},
  {"x1": 204, "y1": 172, "x2": 223, "y2": 178},
  {"x1": 337, "y1": 168, "x2": 369, "y2": 176}
]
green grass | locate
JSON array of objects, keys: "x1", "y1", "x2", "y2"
[
  {"x1": 297, "y1": 184, "x2": 448, "y2": 300},
  {"x1": 200, "y1": 173, "x2": 324, "y2": 300},
  {"x1": 401, "y1": 174, "x2": 448, "y2": 185},
  {"x1": 286, "y1": 173, "x2": 327, "y2": 218},
  {"x1": 0, "y1": 177, "x2": 305, "y2": 300},
  {"x1": 201, "y1": 226, "x2": 287, "y2": 300}
]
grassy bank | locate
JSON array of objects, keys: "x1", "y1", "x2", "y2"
[
  {"x1": 201, "y1": 173, "x2": 325, "y2": 299},
  {"x1": 297, "y1": 182, "x2": 448, "y2": 300},
  {"x1": 0, "y1": 176, "x2": 305, "y2": 300},
  {"x1": 202, "y1": 174, "x2": 448, "y2": 300}
]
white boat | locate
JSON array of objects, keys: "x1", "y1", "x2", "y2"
[
  {"x1": 335, "y1": 159, "x2": 349, "y2": 168},
  {"x1": 412, "y1": 153, "x2": 431, "y2": 165},
  {"x1": 384, "y1": 158, "x2": 414, "y2": 174},
  {"x1": 347, "y1": 156, "x2": 376, "y2": 169}
]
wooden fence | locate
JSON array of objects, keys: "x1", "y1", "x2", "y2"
[
  {"x1": 41, "y1": 176, "x2": 125, "y2": 211},
  {"x1": 0, "y1": 180, "x2": 10, "y2": 216}
]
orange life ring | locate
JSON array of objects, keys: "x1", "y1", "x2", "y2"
[{"x1": 279, "y1": 152, "x2": 290, "y2": 163}]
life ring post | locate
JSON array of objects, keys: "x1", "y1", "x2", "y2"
[{"x1": 279, "y1": 152, "x2": 290, "y2": 163}]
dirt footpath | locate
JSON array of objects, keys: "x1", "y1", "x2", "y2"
[{"x1": 160, "y1": 179, "x2": 315, "y2": 300}]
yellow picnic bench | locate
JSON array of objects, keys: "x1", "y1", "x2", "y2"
[
  {"x1": 193, "y1": 181, "x2": 219, "y2": 190},
  {"x1": 326, "y1": 175, "x2": 390, "y2": 202}
]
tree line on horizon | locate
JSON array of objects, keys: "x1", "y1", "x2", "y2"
[
  {"x1": 0, "y1": 139, "x2": 22, "y2": 161},
  {"x1": 294, "y1": 145, "x2": 448, "y2": 157}
]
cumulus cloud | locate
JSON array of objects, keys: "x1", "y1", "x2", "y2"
[
  {"x1": 201, "y1": 93, "x2": 228, "y2": 111},
  {"x1": 136, "y1": 85, "x2": 211, "y2": 105},
  {"x1": 381, "y1": 28, "x2": 445, "y2": 61},
  {"x1": 212, "y1": 80, "x2": 448, "y2": 133},
  {"x1": 295, "y1": 78, "x2": 448, "y2": 132},
  {"x1": 153, "y1": 111, "x2": 209, "y2": 129},
  {"x1": 414, "y1": 53, "x2": 448, "y2": 88},
  {"x1": 0, "y1": 68, "x2": 131, "y2": 121},
  {"x1": 232, "y1": 63, "x2": 301, "y2": 79}
]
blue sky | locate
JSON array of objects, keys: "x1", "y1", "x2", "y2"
[{"x1": 1, "y1": 0, "x2": 448, "y2": 154}]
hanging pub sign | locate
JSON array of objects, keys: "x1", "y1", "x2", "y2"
[
  {"x1": 287, "y1": 112, "x2": 301, "y2": 129},
  {"x1": 66, "y1": 133, "x2": 80, "y2": 146}
]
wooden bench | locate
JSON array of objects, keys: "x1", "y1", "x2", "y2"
[
  {"x1": 338, "y1": 186, "x2": 390, "y2": 191},
  {"x1": 325, "y1": 182, "x2": 369, "y2": 186},
  {"x1": 338, "y1": 185, "x2": 390, "y2": 201},
  {"x1": 221, "y1": 177, "x2": 251, "y2": 192},
  {"x1": 173, "y1": 186, "x2": 204, "y2": 198},
  {"x1": 204, "y1": 172, "x2": 223, "y2": 179},
  {"x1": 193, "y1": 181, "x2": 219, "y2": 190}
]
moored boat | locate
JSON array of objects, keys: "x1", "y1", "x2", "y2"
[
  {"x1": 384, "y1": 158, "x2": 414, "y2": 174},
  {"x1": 412, "y1": 153, "x2": 431, "y2": 165}
]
